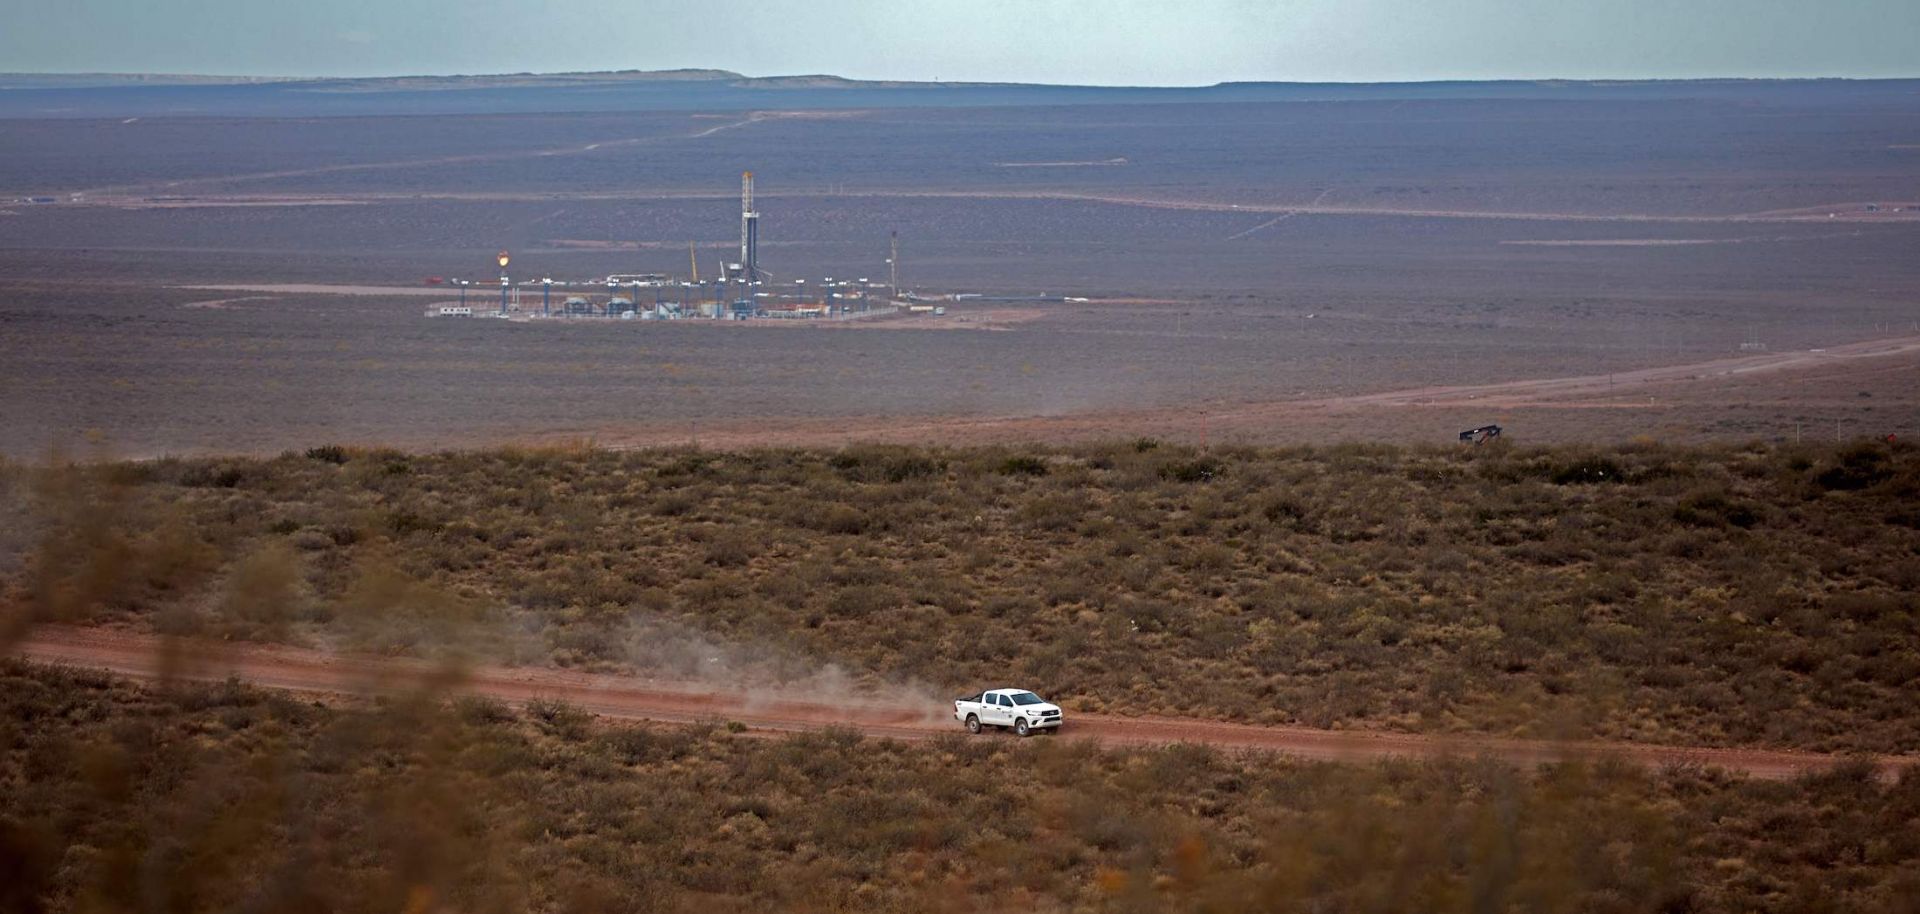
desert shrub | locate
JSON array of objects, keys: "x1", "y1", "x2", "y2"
[
  {"x1": 1017, "y1": 495, "x2": 1081, "y2": 531},
  {"x1": 180, "y1": 463, "x2": 247, "y2": 489},
  {"x1": 1123, "y1": 597, "x2": 1178, "y2": 634},
  {"x1": 649, "y1": 490, "x2": 699, "y2": 517},
  {"x1": 655, "y1": 452, "x2": 716, "y2": 479},
  {"x1": 996, "y1": 455, "x2": 1050, "y2": 477},
  {"x1": 1551, "y1": 455, "x2": 1624, "y2": 485},
  {"x1": 1812, "y1": 442, "x2": 1894, "y2": 492},
  {"x1": 549, "y1": 626, "x2": 624, "y2": 666},
  {"x1": 825, "y1": 585, "x2": 900, "y2": 620},
  {"x1": 1159, "y1": 458, "x2": 1224, "y2": 483},
  {"x1": 1260, "y1": 493, "x2": 1309, "y2": 526},
  {"x1": 803, "y1": 504, "x2": 869, "y2": 535},
  {"x1": 598, "y1": 725, "x2": 674, "y2": 766},
  {"x1": 827, "y1": 447, "x2": 943, "y2": 484},
  {"x1": 304, "y1": 445, "x2": 349, "y2": 465},
  {"x1": 454, "y1": 695, "x2": 513, "y2": 726},
  {"x1": 701, "y1": 527, "x2": 758, "y2": 567},
  {"x1": 1674, "y1": 487, "x2": 1761, "y2": 528},
  {"x1": 1183, "y1": 543, "x2": 1235, "y2": 574},
  {"x1": 524, "y1": 698, "x2": 591, "y2": 740},
  {"x1": 385, "y1": 509, "x2": 442, "y2": 536}
]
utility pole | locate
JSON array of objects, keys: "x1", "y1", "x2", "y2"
[{"x1": 889, "y1": 230, "x2": 900, "y2": 303}]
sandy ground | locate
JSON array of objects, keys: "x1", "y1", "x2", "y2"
[
  {"x1": 73, "y1": 112, "x2": 777, "y2": 199},
  {"x1": 560, "y1": 333, "x2": 1920, "y2": 450},
  {"x1": 179, "y1": 295, "x2": 281, "y2": 309},
  {"x1": 177, "y1": 282, "x2": 457, "y2": 297},
  {"x1": 1241, "y1": 334, "x2": 1920, "y2": 410},
  {"x1": 13, "y1": 626, "x2": 1913, "y2": 780}
]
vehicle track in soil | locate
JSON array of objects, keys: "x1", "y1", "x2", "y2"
[{"x1": 12, "y1": 626, "x2": 1913, "y2": 780}]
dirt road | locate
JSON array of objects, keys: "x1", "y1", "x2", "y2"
[{"x1": 13, "y1": 626, "x2": 1911, "y2": 780}]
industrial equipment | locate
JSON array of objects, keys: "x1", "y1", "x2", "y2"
[{"x1": 740, "y1": 171, "x2": 760, "y2": 283}]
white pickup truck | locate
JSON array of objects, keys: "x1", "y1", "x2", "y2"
[{"x1": 953, "y1": 688, "x2": 1064, "y2": 736}]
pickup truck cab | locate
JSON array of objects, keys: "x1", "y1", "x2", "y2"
[{"x1": 954, "y1": 688, "x2": 1064, "y2": 736}]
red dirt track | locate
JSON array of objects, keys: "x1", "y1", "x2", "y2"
[{"x1": 14, "y1": 626, "x2": 1913, "y2": 780}]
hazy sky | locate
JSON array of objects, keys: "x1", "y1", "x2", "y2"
[{"x1": 6, "y1": 0, "x2": 1917, "y2": 83}]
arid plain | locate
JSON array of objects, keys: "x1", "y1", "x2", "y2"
[{"x1": 4, "y1": 83, "x2": 1918, "y2": 458}]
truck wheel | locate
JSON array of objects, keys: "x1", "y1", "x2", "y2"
[
  {"x1": 965, "y1": 714, "x2": 981, "y2": 734},
  {"x1": 1015, "y1": 718, "x2": 1031, "y2": 737}
]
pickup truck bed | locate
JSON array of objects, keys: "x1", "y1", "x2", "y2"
[{"x1": 953, "y1": 688, "x2": 1064, "y2": 736}]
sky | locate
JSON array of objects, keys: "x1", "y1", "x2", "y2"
[{"x1": 4, "y1": 0, "x2": 1918, "y2": 84}]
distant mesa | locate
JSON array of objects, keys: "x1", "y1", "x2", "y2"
[
  {"x1": 730, "y1": 74, "x2": 1020, "y2": 90},
  {"x1": 730, "y1": 74, "x2": 871, "y2": 90},
  {"x1": 0, "y1": 72, "x2": 292, "y2": 89},
  {"x1": 0, "y1": 68, "x2": 750, "y2": 92},
  {"x1": 0, "y1": 68, "x2": 1021, "y2": 93},
  {"x1": 295, "y1": 69, "x2": 751, "y2": 93}
]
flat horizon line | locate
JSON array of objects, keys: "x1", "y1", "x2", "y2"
[{"x1": 5, "y1": 69, "x2": 1919, "y2": 91}]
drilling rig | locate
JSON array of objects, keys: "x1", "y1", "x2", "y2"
[{"x1": 739, "y1": 171, "x2": 760, "y2": 283}]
